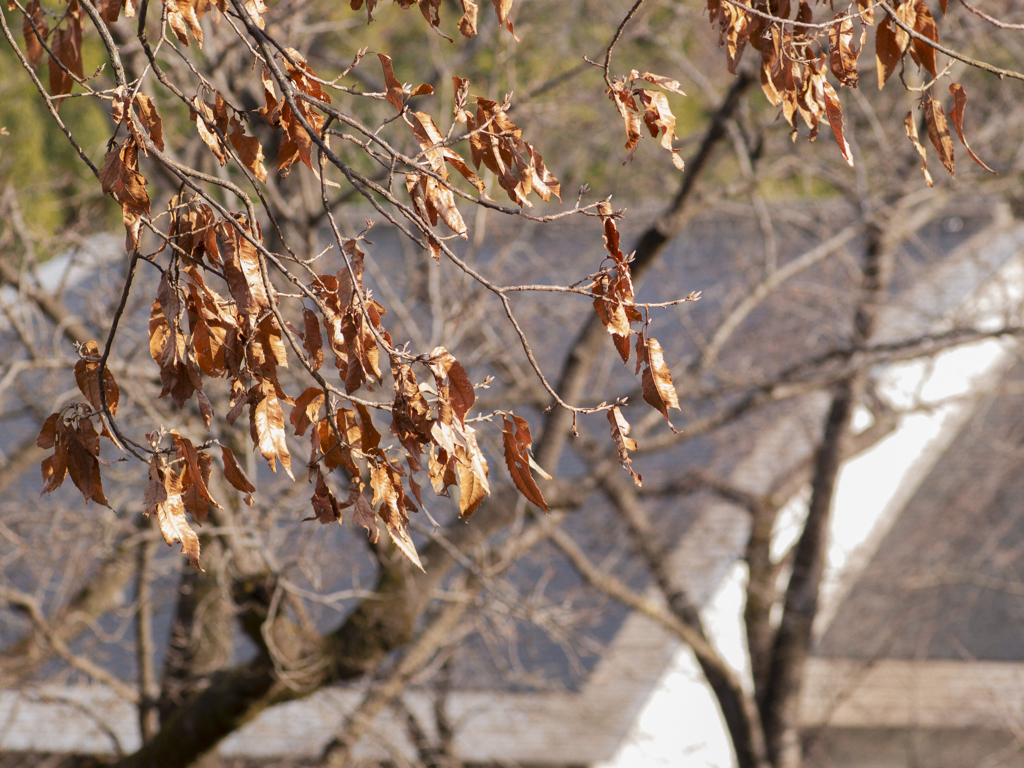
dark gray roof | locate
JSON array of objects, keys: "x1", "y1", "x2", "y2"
[{"x1": 819, "y1": 357, "x2": 1024, "y2": 662}]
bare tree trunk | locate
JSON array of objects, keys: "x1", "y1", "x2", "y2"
[
  {"x1": 157, "y1": 538, "x2": 235, "y2": 726},
  {"x1": 760, "y1": 225, "x2": 894, "y2": 768}
]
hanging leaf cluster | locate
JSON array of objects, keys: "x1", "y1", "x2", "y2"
[
  {"x1": 702, "y1": 0, "x2": 997, "y2": 177},
  {"x1": 15, "y1": 0, "x2": 1012, "y2": 573}
]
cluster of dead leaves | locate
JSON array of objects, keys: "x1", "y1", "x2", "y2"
[
  {"x1": 351, "y1": 0, "x2": 515, "y2": 41},
  {"x1": 38, "y1": 339, "x2": 251, "y2": 571},
  {"x1": 705, "y1": 0, "x2": 996, "y2": 177},
  {"x1": 24, "y1": 0, "x2": 714, "y2": 572},
  {"x1": 590, "y1": 208, "x2": 681, "y2": 486},
  {"x1": 38, "y1": 342, "x2": 119, "y2": 507},
  {"x1": 606, "y1": 70, "x2": 687, "y2": 170},
  {"x1": 380, "y1": 69, "x2": 562, "y2": 253},
  {"x1": 84, "y1": 190, "x2": 529, "y2": 569}
]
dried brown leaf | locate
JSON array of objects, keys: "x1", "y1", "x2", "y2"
[
  {"x1": 134, "y1": 93, "x2": 165, "y2": 152},
  {"x1": 48, "y1": 1, "x2": 83, "y2": 106},
  {"x1": 251, "y1": 380, "x2": 294, "y2": 479},
  {"x1": 608, "y1": 84, "x2": 642, "y2": 160},
  {"x1": 924, "y1": 97, "x2": 954, "y2": 176},
  {"x1": 910, "y1": 2, "x2": 938, "y2": 78},
  {"x1": 74, "y1": 340, "x2": 120, "y2": 415},
  {"x1": 904, "y1": 110, "x2": 934, "y2": 187},
  {"x1": 229, "y1": 117, "x2": 267, "y2": 182},
  {"x1": 290, "y1": 387, "x2": 324, "y2": 437},
  {"x1": 639, "y1": 72, "x2": 686, "y2": 96},
  {"x1": 37, "y1": 413, "x2": 59, "y2": 451},
  {"x1": 23, "y1": 0, "x2": 49, "y2": 70},
  {"x1": 458, "y1": 0, "x2": 478, "y2": 37},
  {"x1": 167, "y1": 0, "x2": 203, "y2": 46},
  {"x1": 607, "y1": 407, "x2": 641, "y2": 487},
  {"x1": 637, "y1": 334, "x2": 680, "y2": 425},
  {"x1": 491, "y1": 0, "x2": 516, "y2": 37},
  {"x1": 428, "y1": 346, "x2": 475, "y2": 425},
  {"x1": 822, "y1": 82, "x2": 854, "y2": 167},
  {"x1": 948, "y1": 83, "x2": 996, "y2": 175},
  {"x1": 828, "y1": 12, "x2": 859, "y2": 88},
  {"x1": 147, "y1": 458, "x2": 201, "y2": 569},
  {"x1": 502, "y1": 415, "x2": 547, "y2": 511},
  {"x1": 308, "y1": 470, "x2": 341, "y2": 524},
  {"x1": 301, "y1": 307, "x2": 324, "y2": 370},
  {"x1": 874, "y1": 15, "x2": 901, "y2": 90},
  {"x1": 378, "y1": 53, "x2": 405, "y2": 112},
  {"x1": 219, "y1": 216, "x2": 270, "y2": 323},
  {"x1": 64, "y1": 418, "x2": 109, "y2": 507},
  {"x1": 180, "y1": 447, "x2": 217, "y2": 524},
  {"x1": 455, "y1": 424, "x2": 489, "y2": 517},
  {"x1": 592, "y1": 274, "x2": 632, "y2": 340},
  {"x1": 98, "y1": 139, "x2": 151, "y2": 213}
]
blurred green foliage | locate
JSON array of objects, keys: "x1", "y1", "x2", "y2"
[{"x1": 1, "y1": 6, "x2": 118, "y2": 238}]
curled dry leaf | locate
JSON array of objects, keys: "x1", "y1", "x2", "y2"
[
  {"x1": 48, "y1": 0, "x2": 83, "y2": 107},
  {"x1": 74, "y1": 340, "x2": 119, "y2": 415},
  {"x1": 454, "y1": 423, "x2": 489, "y2": 517},
  {"x1": 857, "y1": 0, "x2": 875, "y2": 26},
  {"x1": 243, "y1": 0, "x2": 266, "y2": 29},
  {"x1": 250, "y1": 378, "x2": 294, "y2": 479},
  {"x1": 99, "y1": 137, "x2": 151, "y2": 251},
  {"x1": 924, "y1": 97, "x2": 954, "y2": 176},
  {"x1": 636, "y1": 333, "x2": 680, "y2": 428},
  {"x1": 146, "y1": 456, "x2": 202, "y2": 569},
  {"x1": 458, "y1": 0, "x2": 478, "y2": 37},
  {"x1": 191, "y1": 94, "x2": 229, "y2": 165},
  {"x1": 169, "y1": 195, "x2": 218, "y2": 264},
  {"x1": 167, "y1": 0, "x2": 205, "y2": 47},
  {"x1": 428, "y1": 347, "x2": 475, "y2": 425},
  {"x1": 639, "y1": 72, "x2": 686, "y2": 96},
  {"x1": 150, "y1": 276, "x2": 202, "y2": 408},
  {"x1": 822, "y1": 82, "x2": 853, "y2": 167},
  {"x1": 341, "y1": 483, "x2": 378, "y2": 542},
  {"x1": 391, "y1": 360, "x2": 433, "y2": 462},
  {"x1": 908, "y1": 1, "x2": 939, "y2": 78},
  {"x1": 370, "y1": 458, "x2": 424, "y2": 571},
  {"x1": 39, "y1": 412, "x2": 110, "y2": 507},
  {"x1": 172, "y1": 430, "x2": 221, "y2": 523},
  {"x1": 501, "y1": 414, "x2": 547, "y2": 512},
  {"x1": 134, "y1": 93, "x2": 165, "y2": 152},
  {"x1": 302, "y1": 307, "x2": 324, "y2": 371},
  {"x1": 904, "y1": 111, "x2": 934, "y2": 187},
  {"x1": 290, "y1": 387, "x2": 324, "y2": 437},
  {"x1": 97, "y1": 0, "x2": 121, "y2": 24},
  {"x1": 307, "y1": 469, "x2": 342, "y2": 524},
  {"x1": 607, "y1": 407, "x2": 641, "y2": 487},
  {"x1": 276, "y1": 53, "x2": 330, "y2": 178},
  {"x1": 220, "y1": 445, "x2": 255, "y2": 506},
  {"x1": 592, "y1": 273, "x2": 632, "y2": 339},
  {"x1": 219, "y1": 216, "x2": 271, "y2": 329},
  {"x1": 592, "y1": 216, "x2": 642, "y2": 363},
  {"x1": 466, "y1": 98, "x2": 559, "y2": 206},
  {"x1": 948, "y1": 84, "x2": 996, "y2": 175},
  {"x1": 491, "y1": 0, "x2": 517, "y2": 38},
  {"x1": 378, "y1": 53, "x2": 406, "y2": 112},
  {"x1": 228, "y1": 117, "x2": 268, "y2": 183},
  {"x1": 638, "y1": 89, "x2": 685, "y2": 170},
  {"x1": 428, "y1": 446, "x2": 458, "y2": 497},
  {"x1": 607, "y1": 81, "x2": 643, "y2": 162},
  {"x1": 874, "y1": 15, "x2": 902, "y2": 90},
  {"x1": 828, "y1": 12, "x2": 859, "y2": 88},
  {"x1": 22, "y1": 0, "x2": 49, "y2": 70}
]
